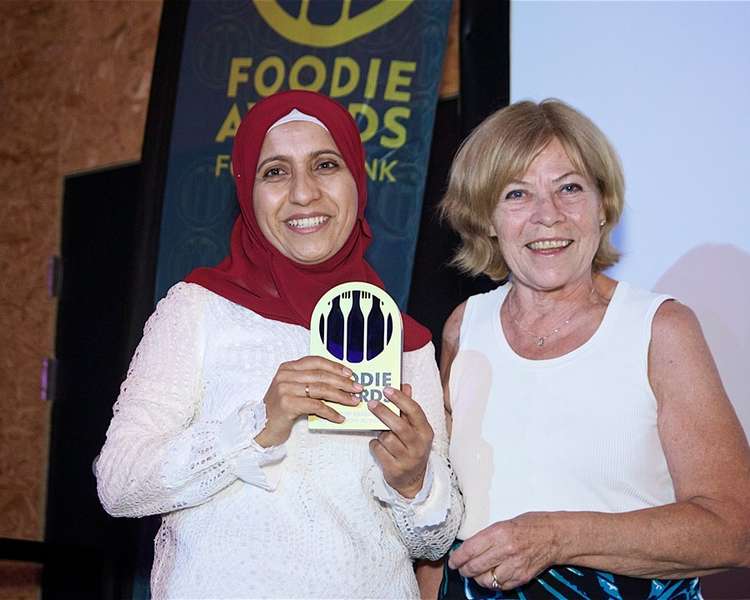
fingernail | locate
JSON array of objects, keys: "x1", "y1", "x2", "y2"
[
  {"x1": 367, "y1": 400, "x2": 380, "y2": 410},
  {"x1": 353, "y1": 383, "x2": 363, "y2": 392},
  {"x1": 342, "y1": 367, "x2": 353, "y2": 376},
  {"x1": 383, "y1": 387, "x2": 395, "y2": 397}
]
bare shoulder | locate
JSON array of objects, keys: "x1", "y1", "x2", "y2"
[
  {"x1": 652, "y1": 298, "x2": 703, "y2": 338},
  {"x1": 441, "y1": 302, "x2": 466, "y2": 362},
  {"x1": 649, "y1": 299, "x2": 745, "y2": 456},
  {"x1": 649, "y1": 300, "x2": 710, "y2": 372},
  {"x1": 440, "y1": 302, "x2": 467, "y2": 421}
]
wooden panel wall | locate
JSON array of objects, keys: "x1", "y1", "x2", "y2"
[{"x1": 0, "y1": 1, "x2": 162, "y2": 597}]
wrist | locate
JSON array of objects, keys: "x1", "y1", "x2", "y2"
[
  {"x1": 254, "y1": 426, "x2": 287, "y2": 448},
  {"x1": 545, "y1": 511, "x2": 573, "y2": 565},
  {"x1": 394, "y1": 477, "x2": 425, "y2": 499},
  {"x1": 390, "y1": 466, "x2": 428, "y2": 499}
]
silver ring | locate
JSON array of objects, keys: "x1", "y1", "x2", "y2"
[
  {"x1": 491, "y1": 568, "x2": 499, "y2": 590},
  {"x1": 304, "y1": 384, "x2": 310, "y2": 398}
]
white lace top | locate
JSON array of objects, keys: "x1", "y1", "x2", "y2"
[{"x1": 95, "y1": 282, "x2": 462, "y2": 599}]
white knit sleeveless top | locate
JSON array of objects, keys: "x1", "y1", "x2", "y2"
[{"x1": 449, "y1": 281, "x2": 676, "y2": 539}]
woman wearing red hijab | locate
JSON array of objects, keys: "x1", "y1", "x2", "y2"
[{"x1": 95, "y1": 91, "x2": 462, "y2": 598}]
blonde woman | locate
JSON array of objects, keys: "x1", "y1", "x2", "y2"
[{"x1": 438, "y1": 99, "x2": 750, "y2": 599}]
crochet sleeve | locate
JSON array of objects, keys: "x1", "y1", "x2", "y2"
[
  {"x1": 369, "y1": 342, "x2": 464, "y2": 560},
  {"x1": 95, "y1": 283, "x2": 283, "y2": 518}
]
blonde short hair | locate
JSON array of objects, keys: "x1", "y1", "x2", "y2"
[{"x1": 440, "y1": 99, "x2": 624, "y2": 281}]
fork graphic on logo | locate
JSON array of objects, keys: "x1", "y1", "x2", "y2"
[{"x1": 309, "y1": 282, "x2": 402, "y2": 431}]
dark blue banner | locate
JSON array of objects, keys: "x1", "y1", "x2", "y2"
[{"x1": 154, "y1": 0, "x2": 451, "y2": 308}]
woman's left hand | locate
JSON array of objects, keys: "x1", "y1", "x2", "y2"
[
  {"x1": 448, "y1": 512, "x2": 558, "y2": 590},
  {"x1": 368, "y1": 384, "x2": 434, "y2": 498}
]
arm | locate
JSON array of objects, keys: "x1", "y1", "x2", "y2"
[
  {"x1": 95, "y1": 284, "x2": 279, "y2": 518},
  {"x1": 415, "y1": 559, "x2": 443, "y2": 600},
  {"x1": 369, "y1": 341, "x2": 464, "y2": 561},
  {"x1": 450, "y1": 301, "x2": 750, "y2": 588},
  {"x1": 440, "y1": 302, "x2": 466, "y2": 436},
  {"x1": 560, "y1": 301, "x2": 750, "y2": 575}
]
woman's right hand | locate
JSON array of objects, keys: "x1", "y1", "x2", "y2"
[{"x1": 254, "y1": 356, "x2": 362, "y2": 447}]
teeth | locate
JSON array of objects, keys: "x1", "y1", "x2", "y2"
[
  {"x1": 528, "y1": 239, "x2": 572, "y2": 250},
  {"x1": 286, "y1": 215, "x2": 329, "y2": 229}
]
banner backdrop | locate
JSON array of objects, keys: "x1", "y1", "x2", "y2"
[{"x1": 154, "y1": 0, "x2": 452, "y2": 308}]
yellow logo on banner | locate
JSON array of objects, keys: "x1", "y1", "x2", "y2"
[{"x1": 252, "y1": 0, "x2": 413, "y2": 47}]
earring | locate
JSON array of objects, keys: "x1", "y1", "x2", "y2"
[{"x1": 599, "y1": 219, "x2": 606, "y2": 227}]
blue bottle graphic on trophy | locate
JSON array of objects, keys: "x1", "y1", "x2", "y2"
[{"x1": 310, "y1": 282, "x2": 402, "y2": 431}]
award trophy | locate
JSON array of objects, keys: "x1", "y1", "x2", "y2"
[{"x1": 308, "y1": 282, "x2": 402, "y2": 431}]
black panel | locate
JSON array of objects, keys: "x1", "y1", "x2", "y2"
[
  {"x1": 128, "y1": 0, "x2": 190, "y2": 352},
  {"x1": 43, "y1": 164, "x2": 144, "y2": 599},
  {"x1": 459, "y1": 0, "x2": 511, "y2": 134},
  {"x1": 408, "y1": 0, "x2": 510, "y2": 356}
]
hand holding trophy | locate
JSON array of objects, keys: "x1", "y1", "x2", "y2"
[
  {"x1": 368, "y1": 383, "x2": 434, "y2": 498},
  {"x1": 309, "y1": 281, "x2": 433, "y2": 498},
  {"x1": 253, "y1": 355, "x2": 363, "y2": 448}
]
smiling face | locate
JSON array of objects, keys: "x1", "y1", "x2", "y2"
[
  {"x1": 252, "y1": 121, "x2": 358, "y2": 265},
  {"x1": 491, "y1": 137, "x2": 605, "y2": 292}
]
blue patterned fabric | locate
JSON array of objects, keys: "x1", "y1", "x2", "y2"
[{"x1": 441, "y1": 543, "x2": 702, "y2": 600}]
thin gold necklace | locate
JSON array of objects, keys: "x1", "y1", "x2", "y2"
[{"x1": 508, "y1": 287, "x2": 596, "y2": 347}]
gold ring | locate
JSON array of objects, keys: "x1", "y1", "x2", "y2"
[
  {"x1": 491, "y1": 567, "x2": 500, "y2": 590},
  {"x1": 305, "y1": 384, "x2": 310, "y2": 398}
]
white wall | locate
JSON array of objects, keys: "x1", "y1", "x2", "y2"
[{"x1": 511, "y1": 1, "x2": 750, "y2": 431}]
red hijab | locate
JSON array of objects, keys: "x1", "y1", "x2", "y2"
[{"x1": 185, "y1": 90, "x2": 431, "y2": 351}]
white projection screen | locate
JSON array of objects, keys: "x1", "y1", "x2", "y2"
[{"x1": 511, "y1": 1, "x2": 750, "y2": 435}]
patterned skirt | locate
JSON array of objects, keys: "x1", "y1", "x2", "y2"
[{"x1": 441, "y1": 542, "x2": 702, "y2": 600}]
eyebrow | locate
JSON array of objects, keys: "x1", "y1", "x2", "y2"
[
  {"x1": 505, "y1": 170, "x2": 584, "y2": 187},
  {"x1": 553, "y1": 171, "x2": 582, "y2": 182},
  {"x1": 256, "y1": 149, "x2": 343, "y2": 174}
]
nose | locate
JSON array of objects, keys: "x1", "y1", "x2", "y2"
[
  {"x1": 289, "y1": 170, "x2": 320, "y2": 206},
  {"x1": 531, "y1": 190, "x2": 565, "y2": 226}
]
